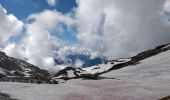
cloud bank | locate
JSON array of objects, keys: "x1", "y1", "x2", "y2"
[
  {"x1": 75, "y1": 0, "x2": 170, "y2": 59},
  {"x1": 1, "y1": 0, "x2": 170, "y2": 72},
  {"x1": 4, "y1": 9, "x2": 76, "y2": 72},
  {"x1": 0, "y1": 5, "x2": 23, "y2": 45}
]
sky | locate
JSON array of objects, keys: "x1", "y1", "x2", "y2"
[
  {"x1": 0, "y1": 0, "x2": 170, "y2": 72},
  {"x1": 0, "y1": 0, "x2": 77, "y2": 19}
]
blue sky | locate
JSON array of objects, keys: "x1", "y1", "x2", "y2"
[
  {"x1": 0, "y1": 0, "x2": 77, "y2": 19},
  {"x1": 0, "y1": 0, "x2": 77, "y2": 44}
]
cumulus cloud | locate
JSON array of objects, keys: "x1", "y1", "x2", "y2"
[
  {"x1": 75, "y1": 0, "x2": 170, "y2": 59},
  {"x1": 0, "y1": 5, "x2": 23, "y2": 45},
  {"x1": 46, "y1": 0, "x2": 57, "y2": 6},
  {"x1": 2, "y1": 0, "x2": 170, "y2": 72},
  {"x1": 23, "y1": 10, "x2": 75, "y2": 70},
  {"x1": 53, "y1": 46, "x2": 101, "y2": 65},
  {"x1": 4, "y1": 9, "x2": 76, "y2": 72}
]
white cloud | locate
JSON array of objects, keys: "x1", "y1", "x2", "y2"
[
  {"x1": 3, "y1": 9, "x2": 76, "y2": 71},
  {"x1": 22, "y1": 10, "x2": 75, "y2": 70},
  {"x1": 2, "y1": 0, "x2": 170, "y2": 72},
  {"x1": 74, "y1": 59, "x2": 84, "y2": 68},
  {"x1": 164, "y1": 0, "x2": 170, "y2": 12},
  {"x1": 4, "y1": 43, "x2": 25, "y2": 60},
  {"x1": 0, "y1": 5, "x2": 23, "y2": 45},
  {"x1": 75, "y1": 0, "x2": 105, "y2": 52},
  {"x1": 46, "y1": 0, "x2": 57, "y2": 6},
  {"x1": 43, "y1": 57, "x2": 55, "y2": 69},
  {"x1": 75, "y1": 0, "x2": 170, "y2": 59}
]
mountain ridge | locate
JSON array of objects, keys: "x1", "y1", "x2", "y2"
[
  {"x1": 0, "y1": 51, "x2": 49, "y2": 83},
  {"x1": 0, "y1": 43, "x2": 169, "y2": 84},
  {"x1": 50, "y1": 43, "x2": 170, "y2": 83}
]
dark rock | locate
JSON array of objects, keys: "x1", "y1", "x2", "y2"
[
  {"x1": 0, "y1": 51, "x2": 50, "y2": 83},
  {"x1": 80, "y1": 74, "x2": 98, "y2": 80}
]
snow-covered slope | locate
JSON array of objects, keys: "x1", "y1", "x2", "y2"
[
  {"x1": 50, "y1": 58, "x2": 131, "y2": 83},
  {"x1": 102, "y1": 50, "x2": 170, "y2": 80},
  {"x1": 83, "y1": 58, "x2": 131, "y2": 74},
  {"x1": 51, "y1": 43, "x2": 170, "y2": 82},
  {"x1": 0, "y1": 44, "x2": 170, "y2": 100},
  {"x1": 0, "y1": 49, "x2": 170, "y2": 100}
]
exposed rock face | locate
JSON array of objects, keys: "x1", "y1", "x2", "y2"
[{"x1": 0, "y1": 51, "x2": 49, "y2": 83}]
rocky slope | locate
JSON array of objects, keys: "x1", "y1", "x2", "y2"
[{"x1": 0, "y1": 51, "x2": 49, "y2": 83}]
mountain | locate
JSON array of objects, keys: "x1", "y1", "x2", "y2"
[
  {"x1": 0, "y1": 43, "x2": 170, "y2": 84},
  {"x1": 2, "y1": 43, "x2": 170, "y2": 100},
  {"x1": 0, "y1": 51, "x2": 49, "y2": 83},
  {"x1": 51, "y1": 43, "x2": 170, "y2": 83}
]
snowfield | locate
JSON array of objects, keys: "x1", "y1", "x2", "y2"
[
  {"x1": 0, "y1": 50, "x2": 170, "y2": 100},
  {"x1": 83, "y1": 58, "x2": 131, "y2": 74}
]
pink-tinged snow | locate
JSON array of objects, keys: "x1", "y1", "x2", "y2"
[{"x1": 0, "y1": 51, "x2": 170, "y2": 100}]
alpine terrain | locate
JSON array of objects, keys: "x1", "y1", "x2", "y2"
[
  {"x1": 0, "y1": 51, "x2": 49, "y2": 83},
  {"x1": 0, "y1": 43, "x2": 169, "y2": 100}
]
